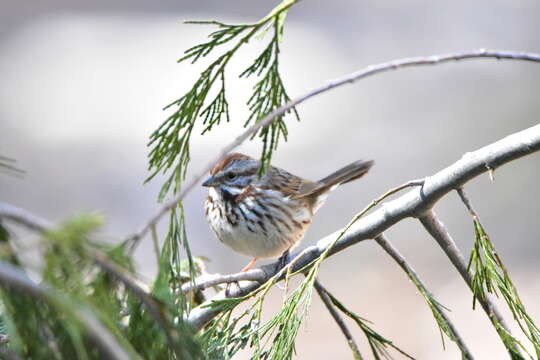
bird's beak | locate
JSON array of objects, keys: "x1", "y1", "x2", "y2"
[{"x1": 202, "y1": 175, "x2": 218, "y2": 187}]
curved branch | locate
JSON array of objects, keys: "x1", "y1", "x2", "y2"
[
  {"x1": 186, "y1": 123, "x2": 540, "y2": 331},
  {"x1": 129, "y1": 49, "x2": 540, "y2": 247},
  {"x1": 180, "y1": 269, "x2": 267, "y2": 294},
  {"x1": 0, "y1": 202, "x2": 53, "y2": 232},
  {"x1": 2, "y1": 124, "x2": 540, "y2": 333}
]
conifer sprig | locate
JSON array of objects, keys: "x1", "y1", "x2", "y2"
[
  {"x1": 147, "y1": 0, "x2": 300, "y2": 198},
  {"x1": 0, "y1": 216, "x2": 171, "y2": 359},
  {"x1": 467, "y1": 218, "x2": 540, "y2": 358},
  {"x1": 240, "y1": 21, "x2": 300, "y2": 173},
  {"x1": 323, "y1": 289, "x2": 414, "y2": 360}
]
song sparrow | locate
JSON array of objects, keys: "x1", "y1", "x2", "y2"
[{"x1": 203, "y1": 153, "x2": 373, "y2": 272}]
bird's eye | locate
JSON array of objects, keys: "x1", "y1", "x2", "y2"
[{"x1": 227, "y1": 172, "x2": 237, "y2": 180}]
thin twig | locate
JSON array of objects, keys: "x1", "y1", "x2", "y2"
[
  {"x1": 418, "y1": 210, "x2": 520, "y2": 357},
  {"x1": 313, "y1": 278, "x2": 363, "y2": 360},
  {"x1": 366, "y1": 178, "x2": 425, "y2": 208},
  {"x1": 374, "y1": 233, "x2": 474, "y2": 360},
  {"x1": 129, "y1": 49, "x2": 540, "y2": 249},
  {"x1": 180, "y1": 270, "x2": 267, "y2": 294},
  {"x1": 0, "y1": 203, "x2": 53, "y2": 232},
  {"x1": 456, "y1": 187, "x2": 480, "y2": 220}
]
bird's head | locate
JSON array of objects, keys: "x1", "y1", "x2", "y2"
[{"x1": 202, "y1": 153, "x2": 259, "y2": 194}]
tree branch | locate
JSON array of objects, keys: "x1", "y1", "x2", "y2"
[
  {"x1": 313, "y1": 278, "x2": 363, "y2": 360},
  {"x1": 185, "y1": 123, "x2": 540, "y2": 331},
  {"x1": 2, "y1": 124, "x2": 540, "y2": 334},
  {"x1": 418, "y1": 210, "x2": 518, "y2": 356},
  {"x1": 180, "y1": 269, "x2": 267, "y2": 294},
  {"x1": 0, "y1": 202, "x2": 53, "y2": 232},
  {"x1": 374, "y1": 233, "x2": 474, "y2": 360},
  {"x1": 129, "y1": 49, "x2": 540, "y2": 249}
]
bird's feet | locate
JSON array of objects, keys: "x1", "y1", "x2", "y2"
[
  {"x1": 241, "y1": 258, "x2": 258, "y2": 272},
  {"x1": 275, "y1": 249, "x2": 291, "y2": 273},
  {"x1": 225, "y1": 281, "x2": 240, "y2": 297}
]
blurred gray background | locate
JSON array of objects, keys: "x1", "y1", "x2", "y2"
[{"x1": 1, "y1": 0, "x2": 540, "y2": 358}]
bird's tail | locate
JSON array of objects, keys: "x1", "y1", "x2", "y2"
[
  {"x1": 293, "y1": 159, "x2": 374, "y2": 200},
  {"x1": 318, "y1": 159, "x2": 374, "y2": 188}
]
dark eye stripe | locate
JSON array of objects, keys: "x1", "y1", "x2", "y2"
[{"x1": 226, "y1": 169, "x2": 255, "y2": 178}]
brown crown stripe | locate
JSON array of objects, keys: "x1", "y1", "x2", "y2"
[{"x1": 210, "y1": 153, "x2": 252, "y2": 175}]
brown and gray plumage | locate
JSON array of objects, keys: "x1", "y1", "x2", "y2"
[{"x1": 203, "y1": 153, "x2": 374, "y2": 271}]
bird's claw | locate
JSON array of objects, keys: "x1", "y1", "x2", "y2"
[{"x1": 225, "y1": 281, "x2": 241, "y2": 297}]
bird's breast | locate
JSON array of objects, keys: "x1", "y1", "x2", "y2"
[{"x1": 204, "y1": 187, "x2": 312, "y2": 258}]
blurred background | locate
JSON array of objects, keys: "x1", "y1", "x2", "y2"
[{"x1": 1, "y1": 0, "x2": 540, "y2": 358}]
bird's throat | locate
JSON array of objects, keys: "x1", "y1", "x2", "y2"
[{"x1": 218, "y1": 186, "x2": 243, "y2": 204}]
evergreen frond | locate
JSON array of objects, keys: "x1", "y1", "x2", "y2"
[
  {"x1": 240, "y1": 21, "x2": 299, "y2": 174},
  {"x1": 467, "y1": 218, "x2": 539, "y2": 358},
  {"x1": 147, "y1": 0, "x2": 300, "y2": 198},
  {"x1": 0, "y1": 214, "x2": 204, "y2": 359},
  {"x1": 324, "y1": 289, "x2": 414, "y2": 360}
]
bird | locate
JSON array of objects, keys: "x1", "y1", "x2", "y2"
[{"x1": 203, "y1": 153, "x2": 373, "y2": 272}]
